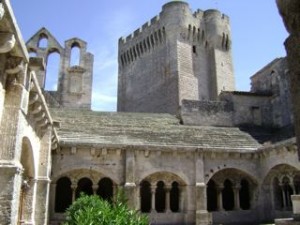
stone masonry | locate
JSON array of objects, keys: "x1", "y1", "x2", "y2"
[
  {"x1": 0, "y1": 1, "x2": 299, "y2": 225},
  {"x1": 117, "y1": 1, "x2": 235, "y2": 114}
]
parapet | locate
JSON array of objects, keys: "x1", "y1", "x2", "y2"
[
  {"x1": 203, "y1": 9, "x2": 230, "y2": 23},
  {"x1": 162, "y1": 1, "x2": 189, "y2": 11},
  {"x1": 119, "y1": 15, "x2": 160, "y2": 45}
]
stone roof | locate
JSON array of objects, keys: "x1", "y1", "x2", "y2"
[{"x1": 50, "y1": 108, "x2": 262, "y2": 151}]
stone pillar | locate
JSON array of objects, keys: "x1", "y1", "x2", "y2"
[
  {"x1": 20, "y1": 178, "x2": 36, "y2": 224},
  {"x1": 276, "y1": 0, "x2": 300, "y2": 155},
  {"x1": 113, "y1": 184, "x2": 118, "y2": 203},
  {"x1": 195, "y1": 152, "x2": 212, "y2": 225},
  {"x1": 34, "y1": 127, "x2": 52, "y2": 225},
  {"x1": 71, "y1": 184, "x2": 77, "y2": 202},
  {"x1": 275, "y1": 2, "x2": 300, "y2": 222},
  {"x1": 234, "y1": 183, "x2": 241, "y2": 210},
  {"x1": 92, "y1": 185, "x2": 98, "y2": 195},
  {"x1": 49, "y1": 183, "x2": 56, "y2": 219},
  {"x1": 124, "y1": 149, "x2": 136, "y2": 208},
  {"x1": 0, "y1": 58, "x2": 27, "y2": 160},
  {"x1": 217, "y1": 184, "x2": 224, "y2": 211},
  {"x1": 136, "y1": 185, "x2": 141, "y2": 211},
  {"x1": 151, "y1": 184, "x2": 156, "y2": 212},
  {"x1": 179, "y1": 186, "x2": 185, "y2": 212},
  {"x1": 280, "y1": 184, "x2": 288, "y2": 210},
  {"x1": 34, "y1": 178, "x2": 51, "y2": 225},
  {"x1": 165, "y1": 184, "x2": 171, "y2": 213},
  {"x1": 0, "y1": 165, "x2": 23, "y2": 225}
]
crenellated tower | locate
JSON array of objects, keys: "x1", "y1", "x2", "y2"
[
  {"x1": 117, "y1": 1, "x2": 235, "y2": 114},
  {"x1": 26, "y1": 28, "x2": 93, "y2": 109}
]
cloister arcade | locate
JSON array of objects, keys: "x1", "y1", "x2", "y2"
[{"x1": 206, "y1": 168, "x2": 257, "y2": 212}]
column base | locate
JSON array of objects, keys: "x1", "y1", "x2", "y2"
[{"x1": 196, "y1": 210, "x2": 212, "y2": 225}]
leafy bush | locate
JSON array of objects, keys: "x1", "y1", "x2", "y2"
[{"x1": 63, "y1": 192, "x2": 149, "y2": 225}]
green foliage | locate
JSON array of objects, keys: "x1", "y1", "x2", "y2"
[{"x1": 63, "y1": 192, "x2": 149, "y2": 225}]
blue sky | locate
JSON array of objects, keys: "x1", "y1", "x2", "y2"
[{"x1": 10, "y1": 0, "x2": 288, "y2": 111}]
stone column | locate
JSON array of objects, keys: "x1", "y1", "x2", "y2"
[
  {"x1": 165, "y1": 184, "x2": 171, "y2": 213},
  {"x1": 280, "y1": 184, "x2": 287, "y2": 210},
  {"x1": 92, "y1": 185, "x2": 98, "y2": 195},
  {"x1": 71, "y1": 184, "x2": 77, "y2": 202},
  {"x1": 234, "y1": 183, "x2": 241, "y2": 210},
  {"x1": 179, "y1": 186, "x2": 185, "y2": 212},
  {"x1": 216, "y1": 184, "x2": 224, "y2": 211},
  {"x1": 124, "y1": 149, "x2": 136, "y2": 208},
  {"x1": 151, "y1": 184, "x2": 156, "y2": 212}
]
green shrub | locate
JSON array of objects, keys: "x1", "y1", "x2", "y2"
[{"x1": 63, "y1": 192, "x2": 149, "y2": 225}]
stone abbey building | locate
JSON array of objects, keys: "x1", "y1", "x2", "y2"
[{"x1": 0, "y1": 0, "x2": 299, "y2": 225}]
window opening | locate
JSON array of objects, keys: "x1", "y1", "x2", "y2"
[
  {"x1": 140, "y1": 181, "x2": 151, "y2": 213},
  {"x1": 155, "y1": 181, "x2": 166, "y2": 213},
  {"x1": 55, "y1": 177, "x2": 72, "y2": 213},
  {"x1": 45, "y1": 52, "x2": 60, "y2": 91},
  {"x1": 97, "y1": 178, "x2": 113, "y2": 202},
  {"x1": 70, "y1": 43, "x2": 80, "y2": 66}
]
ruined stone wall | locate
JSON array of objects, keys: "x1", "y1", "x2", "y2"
[
  {"x1": 220, "y1": 92, "x2": 273, "y2": 127},
  {"x1": 26, "y1": 30, "x2": 93, "y2": 109},
  {"x1": 251, "y1": 58, "x2": 293, "y2": 128},
  {"x1": 181, "y1": 99, "x2": 234, "y2": 126},
  {"x1": 118, "y1": 1, "x2": 235, "y2": 114}
]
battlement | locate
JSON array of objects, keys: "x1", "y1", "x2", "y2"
[
  {"x1": 119, "y1": 15, "x2": 160, "y2": 45},
  {"x1": 119, "y1": 26, "x2": 166, "y2": 67},
  {"x1": 203, "y1": 9, "x2": 230, "y2": 23}
]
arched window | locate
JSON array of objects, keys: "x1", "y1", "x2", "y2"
[
  {"x1": 240, "y1": 179, "x2": 251, "y2": 210},
  {"x1": 97, "y1": 177, "x2": 113, "y2": 202},
  {"x1": 222, "y1": 179, "x2": 234, "y2": 211},
  {"x1": 38, "y1": 34, "x2": 48, "y2": 48},
  {"x1": 294, "y1": 175, "x2": 300, "y2": 194},
  {"x1": 140, "y1": 181, "x2": 151, "y2": 213},
  {"x1": 207, "y1": 180, "x2": 218, "y2": 212},
  {"x1": 170, "y1": 181, "x2": 180, "y2": 212},
  {"x1": 75, "y1": 178, "x2": 93, "y2": 199},
  {"x1": 273, "y1": 177, "x2": 283, "y2": 210},
  {"x1": 45, "y1": 51, "x2": 60, "y2": 91},
  {"x1": 70, "y1": 43, "x2": 80, "y2": 66},
  {"x1": 28, "y1": 49, "x2": 37, "y2": 58},
  {"x1": 282, "y1": 176, "x2": 293, "y2": 209},
  {"x1": 155, "y1": 181, "x2": 166, "y2": 213},
  {"x1": 55, "y1": 177, "x2": 72, "y2": 213}
]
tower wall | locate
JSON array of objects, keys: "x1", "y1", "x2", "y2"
[
  {"x1": 204, "y1": 10, "x2": 235, "y2": 100},
  {"x1": 118, "y1": 1, "x2": 235, "y2": 114}
]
